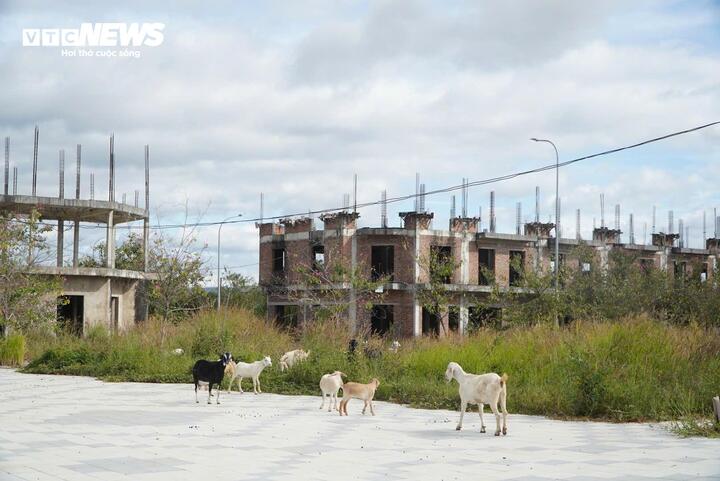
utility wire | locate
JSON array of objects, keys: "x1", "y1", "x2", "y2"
[{"x1": 7, "y1": 121, "x2": 720, "y2": 231}]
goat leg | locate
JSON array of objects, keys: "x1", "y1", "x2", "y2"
[
  {"x1": 456, "y1": 401, "x2": 467, "y2": 430},
  {"x1": 490, "y1": 402, "x2": 501, "y2": 436},
  {"x1": 479, "y1": 403, "x2": 486, "y2": 433}
]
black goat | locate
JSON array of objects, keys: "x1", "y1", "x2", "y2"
[
  {"x1": 192, "y1": 352, "x2": 233, "y2": 404},
  {"x1": 347, "y1": 338, "x2": 358, "y2": 361}
]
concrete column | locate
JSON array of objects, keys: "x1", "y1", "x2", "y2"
[
  {"x1": 57, "y1": 220, "x2": 64, "y2": 267},
  {"x1": 413, "y1": 299, "x2": 422, "y2": 337},
  {"x1": 459, "y1": 295, "x2": 468, "y2": 335},
  {"x1": 106, "y1": 210, "x2": 115, "y2": 269},
  {"x1": 459, "y1": 233, "x2": 469, "y2": 337},
  {"x1": 72, "y1": 220, "x2": 80, "y2": 267},
  {"x1": 657, "y1": 248, "x2": 668, "y2": 271},
  {"x1": 461, "y1": 234, "x2": 469, "y2": 284},
  {"x1": 598, "y1": 246, "x2": 609, "y2": 272},
  {"x1": 413, "y1": 226, "x2": 421, "y2": 337},
  {"x1": 349, "y1": 231, "x2": 357, "y2": 334},
  {"x1": 106, "y1": 278, "x2": 113, "y2": 332},
  {"x1": 143, "y1": 218, "x2": 149, "y2": 272}
]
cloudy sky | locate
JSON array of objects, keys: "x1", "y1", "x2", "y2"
[{"x1": 1, "y1": 0, "x2": 719, "y2": 282}]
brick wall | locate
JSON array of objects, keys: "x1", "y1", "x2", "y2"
[{"x1": 355, "y1": 233, "x2": 416, "y2": 283}]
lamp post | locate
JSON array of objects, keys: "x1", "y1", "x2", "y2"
[
  {"x1": 217, "y1": 214, "x2": 242, "y2": 311},
  {"x1": 530, "y1": 138, "x2": 560, "y2": 291}
]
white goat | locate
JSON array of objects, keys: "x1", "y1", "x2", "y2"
[
  {"x1": 226, "y1": 356, "x2": 272, "y2": 394},
  {"x1": 279, "y1": 349, "x2": 310, "y2": 371},
  {"x1": 319, "y1": 371, "x2": 345, "y2": 412},
  {"x1": 444, "y1": 361, "x2": 508, "y2": 435},
  {"x1": 389, "y1": 340, "x2": 401, "y2": 353}
]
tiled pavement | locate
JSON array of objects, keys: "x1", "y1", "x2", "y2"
[{"x1": 0, "y1": 369, "x2": 718, "y2": 480}]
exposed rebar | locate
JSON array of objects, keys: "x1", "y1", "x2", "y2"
[
  {"x1": 380, "y1": 190, "x2": 387, "y2": 228},
  {"x1": 75, "y1": 144, "x2": 81, "y2": 199},
  {"x1": 576, "y1": 209, "x2": 581, "y2": 240},
  {"x1": 3, "y1": 137, "x2": 8, "y2": 195},
  {"x1": 489, "y1": 191, "x2": 496, "y2": 233},
  {"x1": 32, "y1": 126, "x2": 38, "y2": 196},
  {"x1": 58, "y1": 149, "x2": 65, "y2": 199}
]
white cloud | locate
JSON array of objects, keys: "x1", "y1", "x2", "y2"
[{"x1": 0, "y1": 0, "x2": 718, "y2": 281}]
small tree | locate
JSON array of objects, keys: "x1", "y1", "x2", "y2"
[
  {"x1": 0, "y1": 211, "x2": 62, "y2": 335},
  {"x1": 416, "y1": 245, "x2": 460, "y2": 335},
  {"x1": 280, "y1": 243, "x2": 389, "y2": 327},
  {"x1": 220, "y1": 270, "x2": 266, "y2": 317},
  {"x1": 148, "y1": 227, "x2": 209, "y2": 330},
  {"x1": 77, "y1": 209, "x2": 211, "y2": 336},
  {"x1": 78, "y1": 232, "x2": 144, "y2": 270}
]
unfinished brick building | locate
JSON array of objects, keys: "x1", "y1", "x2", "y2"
[{"x1": 258, "y1": 211, "x2": 718, "y2": 337}]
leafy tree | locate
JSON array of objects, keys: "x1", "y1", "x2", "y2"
[
  {"x1": 78, "y1": 232, "x2": 144, "y2": 270},
  {"x1": 416, "y1": 245, "x2": 460, "y2": 335},
  {"x1": 78, "y1": 216, "x2": 211, "y2": 338},
  {"x1": 498, "y1": 243, "x2": 720, "y2": 327},
  {"x1": 219, "y1": 270, "x2": 266, "y2": 317},
  {"x1": 147, "y1": 228, "x2": 209, "y2": 329},
  {"x1": 0, "y1": 212, "x2": 62, "y2": 335},
  {"x1": 278, "y1": 243, "x2": 389, "y2": 327},
  {"x1": 78, "y1": 242, "x2": 106, "y2": 268}
]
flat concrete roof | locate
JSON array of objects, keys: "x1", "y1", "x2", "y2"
[
  {"x1": 27, "y1": 265, "x2": 156, "y2": 281},
  {"x1": 0, "y1": 194, "x2": 147, "y2": 224}
]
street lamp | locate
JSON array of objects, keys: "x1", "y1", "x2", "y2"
[
  {"x1": 217, "y1": 214, "x2": 242, "y2": 311},
  {"x1": 530, "y1": 138, "x2": 560, "y2": 291}
]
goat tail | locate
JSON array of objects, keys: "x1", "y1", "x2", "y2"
[{"x1": 500, "y1": 373, "x2": 508, "y2": 387}]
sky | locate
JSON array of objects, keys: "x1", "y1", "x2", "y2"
[{"x1": 1, "y1": 0, "x2": 719, "y2": 282}]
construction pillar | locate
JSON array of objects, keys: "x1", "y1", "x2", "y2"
[
  {"x1": 459, "y1": 296, "x2": 468, "y2": 335},
  {"x1": 349, "y1": 233, "x2": 357, "y2": 334},
  {"x1": 72, "y1": 222, "x2": 80, "y2": 267},
  {"x1": 106, "y1": 210, "x2": 115, "y2": 269},
  {"x1": 413, "y1": 225, "x2": 422, "y2": 337},
  {"x1": 57, "y1": 220, "x2": 64, "y2": 267}
]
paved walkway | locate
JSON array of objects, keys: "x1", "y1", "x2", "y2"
[{"x1": 0, "y1": 369, "x2": 718, "y2": 481}]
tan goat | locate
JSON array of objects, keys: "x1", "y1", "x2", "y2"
[{"x1": 339, "y1": 378, "x2": 380, "y2": 416}]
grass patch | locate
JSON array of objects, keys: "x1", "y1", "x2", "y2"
[
  {"x1": 22, "y1": 310, "x2": 720, "y2": 429},
  {"x1": 0, "y1": 334, "x2": 26, "y2": 366},
  {"x1": 671, "y1": 417, "x2": 720, "y2": 438}
]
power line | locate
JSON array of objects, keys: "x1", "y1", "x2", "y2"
[{"x1": 7, "y1": 120, "x2": 720, "y2": 231}]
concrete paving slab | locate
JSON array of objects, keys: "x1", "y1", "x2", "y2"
[{"x1": 0, "y1": 369, "x2": 717, "y2": 481}]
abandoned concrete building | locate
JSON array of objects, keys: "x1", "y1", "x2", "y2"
[
  {"x1": 0, "y1": 130, "x2": 152, "y2": 334},
  {"x1": 258, "y1": 209, "x2": 719, "y2": 337}
]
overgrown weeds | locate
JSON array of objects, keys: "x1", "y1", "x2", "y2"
[
  {"x1": 21, "y1": 309, "x2": 720, "y2": 431},
  {"x1": 0, "y1": 334, "x2": 25, "y2": 366}
]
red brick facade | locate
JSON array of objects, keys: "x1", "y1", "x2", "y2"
[{"x1": 258, "y1": 213, "x2": 719, "y2": 337}]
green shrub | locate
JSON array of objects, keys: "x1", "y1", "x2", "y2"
[{"x1": 0, "y1": 334, "x2": 26, "y2": 366}]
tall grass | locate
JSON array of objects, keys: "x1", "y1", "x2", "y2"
[
  {"x1": 23, "y1": 309, "x2": 720, "y2": 423},
  {"x1": 0, "y1": 334, "x2": 26, "y2": 366}
]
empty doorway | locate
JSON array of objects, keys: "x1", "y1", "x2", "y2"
[{"x1": 57, "y1": 295, "x2": 84, "y2": 335}]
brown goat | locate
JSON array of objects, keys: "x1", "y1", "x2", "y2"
[{"x1": 339, "y1": 378, "x2": 380, "y2": 416}]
